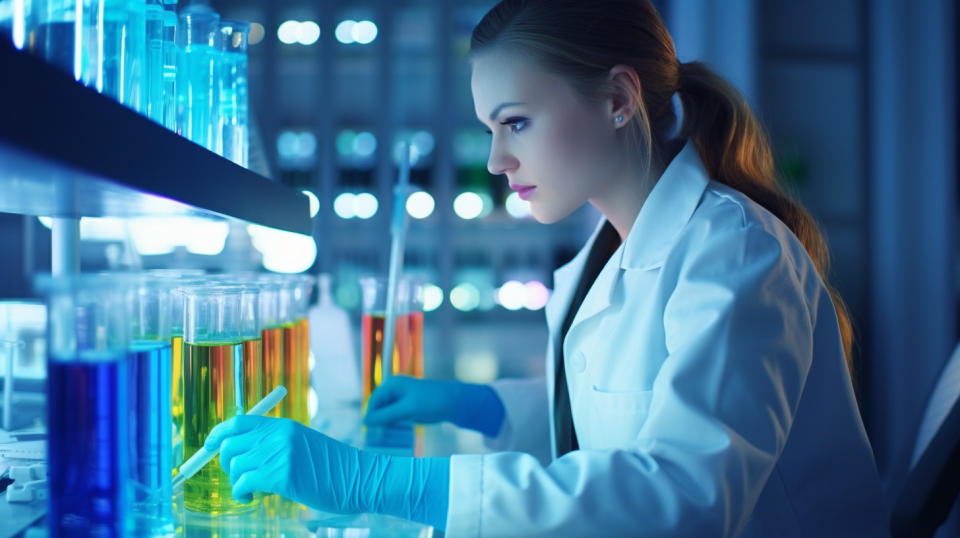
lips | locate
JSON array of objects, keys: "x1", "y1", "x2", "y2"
[{"x1": 510, "y1": 184, "x2": 537, "y2": 201}]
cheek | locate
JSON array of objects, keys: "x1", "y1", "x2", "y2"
[{"x1": 536, "y1": 112, "x2": 610, "y2": 187}]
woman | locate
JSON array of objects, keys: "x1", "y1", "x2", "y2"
[{"x1": 204, "y1": 1, "x2": 890, "y2": 535}]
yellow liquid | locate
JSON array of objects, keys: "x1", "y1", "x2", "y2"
[
  {"x1": 281, "y1": 323, "x2": 303, "y2": 423},
  {"x1": 296, "y1": 318, "x2": 310, "y2": 425},
  {"x1": 171, "y1": 334, "x2": 183, "y2": 475},
  {"x1": 182, "y1": 340, "x2": 262, "y2": 514},
  {"x1": 262, "y1": 326, "x2": 285, "y2": 418}
]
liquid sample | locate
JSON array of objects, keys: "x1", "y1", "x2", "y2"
[
  {"x1": 282, "y1": 323, "x2": 304, "y2": 422},
  {"x1": 182, "y1": 341, "x2": 259, "y2": 513},
  {"x1": 176, "y1": 43, "x2": 218, "y2": 150},
  {"x1": 261, "y1": 326, "x2": 284, "y2": 418},
  {"x1": 171, "y1": 334, "x2": 183, "y2": 473},
  {"x1": 48, "y1": 352, "x2": 128, "y2": 537}
]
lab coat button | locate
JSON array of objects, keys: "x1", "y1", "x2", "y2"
[{"x1": 569, "y1": 352, "x2": 586, "y2": 373}]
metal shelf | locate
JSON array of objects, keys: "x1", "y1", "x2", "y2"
[{"x1": 0, "y1": 39, "x2": 312, "y2": 235}]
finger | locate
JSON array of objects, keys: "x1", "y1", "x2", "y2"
[
  {"x1": 228, "y1": 448, "x2": 261, "y2": 485},
  {"x1": 363, "y1": 396, "x2": 419, "y2": 426},
  {"x1": 365, "y1": 378, "x2": 405, "y2": 412},
  {"x1": 218, "y1": 433, "x2": 255, "y2": 475},
  {"x1": 232, "y1": 469, "x2": 265, "y2": 503},
  {"x1": 203, "y1": 417, "x2": 238, "y2": 451},
  {"x1": 204, "y1": 414, "x2": 264, "y2": 452}
]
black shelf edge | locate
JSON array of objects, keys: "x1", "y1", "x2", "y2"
[{"x1": 0, "y1": 39, "x2": 312, "y2": 235}]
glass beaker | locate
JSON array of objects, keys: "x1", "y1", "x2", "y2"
[
  {"x1": 181, "y1": 284, "x2": 261, "y2": 514},
  {"x1": 37, "y1": 273, "x2": 131, "y2": 537},
  {"x1": 359, "y1": 275, "x2": 424, "y2": 453},
  {"x1": 216, "y1": 19, "x2": 249, "y2": 167},
  {"x1": 125, "y1": 275, "x2": 174, "y2": 534}
]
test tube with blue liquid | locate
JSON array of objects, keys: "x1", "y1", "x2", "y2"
[
  {"x1": 37, "y1": 274, "x2": 131, "y2": 537},
  {"x1": 144, "y1": 0, "x2": 165, "y2": 123},
  {"x1": 216, "y1": 19, "x2": 249, "y2": 166},
  {"x1": 27, "y1": 0, "x2": 100, "y2": 85},
  {"x1": 124, "y1": 276, "x2": 175, "y2": 534},
  {"x1": 161, "y1": 0, "x2": 178, "y2": 131},
  {"x1": 177, "y1": 1, "x2": 220, "y2": 151}
]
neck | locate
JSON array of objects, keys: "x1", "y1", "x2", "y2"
[{"x1": 589, "y1": 140, "x2": 683, "y2": 241}]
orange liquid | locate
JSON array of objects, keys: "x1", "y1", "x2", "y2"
[
  {"x1": 282, "y1": 323, "x2": 305, "y2": 422},
  {"x1": 261, "y1": 326, "x2": 284, "y2": 418},
  {"x1": 361, "y1": 313, "x2": 423, "y2": 404},
  {"x1": 296, "y1": 317, "x2": 310, "y2": 425}
]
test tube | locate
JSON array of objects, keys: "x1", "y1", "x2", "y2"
[
  {"x1": 37, "y1": 274, "x2": 131, "y2": 537},
  {"x1": 216, "y1": 19, "x2": 249, "y2": 167},
  {"x1": 160, "y1": 0, "x2": 178, "y2": 131},
  {"x1": 256, "y1": 277, "x2": 285, "y2": 419},
  {"x1": 176, "y1": 1, "x2": 220, "y2": 151},
  {"x1": 27, "y1": 0, "x2": 100, "y2": 85},
  {"x1": 291, "y1": 274, "x2": 315, "y2": 426},
  {"x1": 181, "y1": 284, "x2": 261, "y2": 514},
  {"x1": 144, "y1": 0, "x2": 164, "y2": 123},
  {"x1": 125, "y1": 275, "x2": 174, "y2": 534}
]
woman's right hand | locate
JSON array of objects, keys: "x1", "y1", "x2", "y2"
[{"x1": 363, "y1": 376, "x2": 506, "y2": 438}]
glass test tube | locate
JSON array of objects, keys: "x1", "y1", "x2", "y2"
[
  {"x1": 144, "y1": 0, "x2": 164, "y2": 123},
  {"x1": 125, "y1": 275, "x2": 174, "y2": 534},
  {"x1": 38, "y1": 274, "x2": 131, "y2": 537},
  {"x1": 160, "y1": 0, "x2": 178, "y2": 131},
  {"x1": 27, "y1": 0, "x2": 100, "y2": 84},
  {"x1": 291, "y1": 274, "x2": 315, "y2": 426},
  {"x1": 182, "y1": 285, "x2": 261, "y2": 514},
  {"x1": 216, "y1": 19, "x2": 249, "y2": 167},
  {"x1": 176, "y1": 1, "x2": 220, "y2": 150},
  {"x1": 256, "y1": 278, "x2": 285, "y2": 419}
]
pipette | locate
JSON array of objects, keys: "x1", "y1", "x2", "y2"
[
  {"x1": 380, "y1": 141, "x2": 413, "y2": 386},
  {"x1": 171, "y1": 385, "x2": 287, "y2": 492}
]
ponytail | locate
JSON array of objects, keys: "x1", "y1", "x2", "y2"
[{"x1": 677, "y1": 61, "x2": 855, "y2": 373}]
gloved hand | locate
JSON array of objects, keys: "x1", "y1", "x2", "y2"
[
  {"x1": 363, "y1": 376, "x2": 506, "y2": 438},
  {"x1": 204, "y1": 415, "x2": 450, "y2": 530}
]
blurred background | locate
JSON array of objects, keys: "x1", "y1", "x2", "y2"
[{"x1": 1, "y1": 0, "x2": 956, "y2": 532}]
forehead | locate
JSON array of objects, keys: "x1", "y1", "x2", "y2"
[{"x1": 470, "y1": 49, "x2": 571, "y2": 119}]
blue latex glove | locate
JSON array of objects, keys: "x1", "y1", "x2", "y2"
[
  {"x1": 364, "y1": 376, "x2": 506, "y2": 438},
  {"x1": 204, "y1": 415, "x2": 450, "y2": 530}
]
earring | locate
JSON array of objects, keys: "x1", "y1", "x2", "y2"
[{"x1": 616, "y1": 115, "x2": 624, "y2": 124}]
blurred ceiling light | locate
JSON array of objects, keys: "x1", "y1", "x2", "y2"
[
  {"x1": 333, "y1": 193, "x2": 357, "y2": 219},
  {"x1": 411, "y1": 130, "x2": 435, "y2": 157},
  {"x1": 247, "y1": 224, "x2": 317, "y2": 273},
  {"x1": 352, "y1": 20, "x2": 378, "y2": 44},
  {"x1": 302, "y1": 189, "x2": 320, "y2": 218},
  {"x1": 505, "y1": 191, "x2": 532, "y2": 219},
  {"x1": 453, "y1": 192, "x2": 484, "y2": 220},
  {"x1": 450, "y1": 283, "x2": 480, "y2": 312},
  {"x1": 523, "y1": 281, "x2": 550, "y2": 310},
  {"x1": 248, "y1": 22, "x2": 266, "y2": 45},
  {"x1": 353, "y1": 192, "x2": 379, "y2": 219},
  {"x1": 422, "y1": 283, "x2": 443, "y2": 312},
  {"x1": 336, "y1": 130, "x2": 356, "y2": 157},
  {"x1": 353, "y1": 131, "x2": 377, "y2": 158},
  {"x1": 335, "y1": 20, "x2": 356, "y2": 44},
  {"x1": 454, "y1": 350, "x2": 499, "y2": 384},
  {"x1": 497, "y1": 280, "x2": 526, "y2": 311},
  {"x1": 297, "y1": 20, "x2": 321, "y2": 45},
  {"x1": 296, "y1": 132, "x2": 317, "y2": 157},
  {"x1": 406, "y1": 191, "x2": 435, "y2": 219},
  {"x1": 277, "y1": 20, "x2": 300, "y2": 44}
]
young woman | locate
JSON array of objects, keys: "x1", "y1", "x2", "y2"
[{"x1": 205, "y1": 1, "x2": 890, "y2": 535}]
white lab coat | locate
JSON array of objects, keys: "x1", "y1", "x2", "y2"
[{"x1": 445, "y1": 142, "x2": 890, "y2": 537}]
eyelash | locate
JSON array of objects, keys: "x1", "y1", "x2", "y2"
[{"x1": 484, "y1": 117, "x2": 529, "y2": 135}]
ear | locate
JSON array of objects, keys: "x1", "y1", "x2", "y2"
[{"x1": 607, "y1": 65, "x2": 642, "y2": 128}]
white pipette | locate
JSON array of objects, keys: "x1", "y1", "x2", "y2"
[
  {"x1": 379, "y1": 141, "x2": 412, "y2": 387},
  {"x1": 171, "y1": 385, "x2": 287, "y2": 492}
]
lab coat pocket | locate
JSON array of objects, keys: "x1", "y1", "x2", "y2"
[{"x1": 586, "y1": 386, "x2": 654, "y2": 448}]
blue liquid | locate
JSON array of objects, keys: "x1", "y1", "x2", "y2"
[
  {"x1": 219, "y1": 51, "x2": 248, "y2": 166},
  {"x1": 177, "y1": 44, "x2": 218, "y2": 150},
  {"x1": 145, "y1": 3, "x2": 165, "y2": 123},
  {"x1": 161, "y1": 11, "x2": 178, "y2": 131},
  {"x1": 48, "y1": 353, "x2": 128, "y2": 537},
  {"x1": 127, "y1": 340, "x2": 173, "y2": 529}
]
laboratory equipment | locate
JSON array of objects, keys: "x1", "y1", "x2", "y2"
[
  {"x1": 309, "y1": 274, "x2": 361, "y2": 406},
  {"x1": 125, "y1": 276, "x2": 174, "y2": 533},
  {"x1": 161, "y1": 0, "x2": 178, "y2": 130},
  {"x1": 289, "y1": 274, "x2": 314, "y2": 425},
  {"x1": 217, "y1": 19, "x2": 249, "y2": 166},
  {"x1": 181, "y1": 284, "x2": 261, "y2": 513},
  {"x1": 37, "y1": 273, "x2": 131, "y2": 537},
  {"x1": 145, "y1": 0, "x2": 165, "y2": 122},
  {"x1": 176, "y1": 1, "x2": 220, "y2": 150}
]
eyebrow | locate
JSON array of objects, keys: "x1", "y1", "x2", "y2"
[{"x1": 488, "y1": 102, "x2": 526, "y2": 121}]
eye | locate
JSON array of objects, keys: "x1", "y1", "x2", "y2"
[{"x1": 500, "y1": 116, "x2": 529, "y2": 134}]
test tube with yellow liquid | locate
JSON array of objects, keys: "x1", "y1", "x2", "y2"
[
  {"x1": 257, "y1": 278, "x2": 285, "y2": 419},
  {"x1": 181, "y1": 285, "x2": 262, "y2": 514},
  {"x1": 290, "y1": 274, "x2": 315, "y2": 426}
]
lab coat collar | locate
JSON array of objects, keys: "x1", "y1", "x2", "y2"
[
  {"x1": 545, "y1": 140, "x2": 709, "y2": 343},
  {"x1": 620, "y1": 140, "x2": 709, "y2": 271}
]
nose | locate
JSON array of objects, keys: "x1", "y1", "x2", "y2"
[{"x1": 487, "y1": 136, "x2": 519, "y2": 176}]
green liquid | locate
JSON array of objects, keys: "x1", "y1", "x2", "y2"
[{"x1": 182, "y1": 339, "x2": 262, "y2": 513}]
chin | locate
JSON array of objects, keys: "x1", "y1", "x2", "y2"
[{"x1": 530, "y1": 202, "x2": 579, "y2": 224}]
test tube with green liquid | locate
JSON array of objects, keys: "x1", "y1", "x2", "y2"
[{"x1": 181, "y1": 284, "x2": 261, "y2": 514}]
